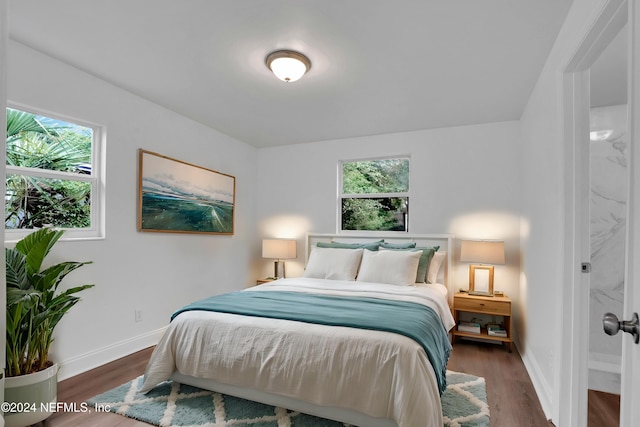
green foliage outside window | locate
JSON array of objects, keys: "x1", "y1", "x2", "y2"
[
  {"x1": 5, "y1": 108, "x2": 93, "y2": 230},
  {"x1": 342, "y1": 158, "x2": 409, "y2": 194},
  {"x1": 341, "y1": 158, "x2": 409, "y2": 231}
]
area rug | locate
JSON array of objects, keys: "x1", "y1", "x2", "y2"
[{"x1": 87, "y1": 370, "x2": 489, "y2": 427}]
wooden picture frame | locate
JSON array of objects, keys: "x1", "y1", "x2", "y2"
[
  {"x1": 468, "y1": 264, "x2": 494, "y2": 295},
  {"x1": 138, "y1": 149, "x2": 235, "y2": 235}
]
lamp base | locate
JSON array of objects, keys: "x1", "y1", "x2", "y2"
[{"x1": 274, "y1": 260, "x2": 285, "y2": 279}]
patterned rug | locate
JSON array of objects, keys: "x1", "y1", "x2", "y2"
[{"x1": 87, "y1": 370, "x2": 489, "y2": 427}]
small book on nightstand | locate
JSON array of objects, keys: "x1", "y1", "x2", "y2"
[
  {"x1": 487, "y1": 324, "x2": 507, "y2": 337},
  {"x1": 458, "y1": 321, "x2": 481, "y2": 334}
]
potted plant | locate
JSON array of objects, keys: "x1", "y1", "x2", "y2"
[{"x1": 5, "y1": 228, "x2": 94, "y2": 427}]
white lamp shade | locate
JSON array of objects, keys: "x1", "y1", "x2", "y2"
[
  {"x1": 460, "y1": 240, "x2": 505, "y2": 264},
  {"x1": 262, "y1": 239, "x2": 297, "y2": 259},
  {"x1": 270, "y1": 57, "x2": 307, "y2": 82}
]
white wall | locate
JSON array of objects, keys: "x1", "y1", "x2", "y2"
[
  {"x1": 7, "y1": 41, "x2": 259, "y2": 379},
  {"x1": 254, "y1": 121, "x2": 522, "y2": 330}
]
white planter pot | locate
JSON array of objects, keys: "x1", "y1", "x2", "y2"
[{"x1": 4, "y1": 364, "x2": 58, "y2": 427}]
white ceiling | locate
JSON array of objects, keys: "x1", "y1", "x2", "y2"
[{"x1": 9, "y1": 0, "x2": 574, "y2": 148}]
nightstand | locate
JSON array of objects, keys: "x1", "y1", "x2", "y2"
[
  {"x1": 256, "y1": 278, "x2": 275, "y2": 286},
  {"x1": 452, "y1": 292, "x2": 512, "y2": 352}
]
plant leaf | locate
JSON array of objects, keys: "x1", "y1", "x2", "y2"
[
  {"x1": 5, "y1": 248, "x2": 27, "y2": 289},
  {"x1": 32, "y1": 261, "x2": 92, "y2": 296},
  {"x1": 15, "y1": 228, "x2": 64, "y2": 276}
]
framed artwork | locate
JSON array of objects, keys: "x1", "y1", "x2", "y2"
[
  {"x1": 468, "y1": 265, "x2": 494, "y2": 295},
  {"x1": 138, "y1": 149, "x2": 235, "y2": 235}
]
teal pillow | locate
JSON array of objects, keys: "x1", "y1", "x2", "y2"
[
  {"x1": 414, "y1": 246, "x2": 439, "y2": 283},
  {"x1": 317, "y1": 240, "x2": 383, "y2": 251},
  {"x1": 379, "y1": 242, "x2": 417, "y2": 249},
  {"x1": 381, "y1": 245, "x2": 440, "y2": 282}
]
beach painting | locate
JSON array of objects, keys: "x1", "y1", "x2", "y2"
[{"x1": 138, "y1": 150, "x2": 235, "y2": 235}]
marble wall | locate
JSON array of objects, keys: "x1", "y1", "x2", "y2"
[{"x1": 588, "y1": 104, "x2": 627, "y2": 393}]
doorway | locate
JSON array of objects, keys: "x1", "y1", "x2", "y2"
[
  {"x1": 587, "y1": 23, "x2": 628, "y2": 426},
  {"x1": 560, "y1": 0, "x2": 631, "y2": 425}
]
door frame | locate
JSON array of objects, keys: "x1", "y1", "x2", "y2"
[
  {"x1": 561, "y1": 0, "x2": 629, "y2": 425},
  {"x1": 620, "y1": 1, "x2": 640, "y2": 425}
]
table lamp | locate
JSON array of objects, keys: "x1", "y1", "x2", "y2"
[
  {"x1": 262, "y1": 239, "x2": 297, "y2": 279},
  {"x1": 460, "y1": 239, "x2": 505, "y2": 296}
]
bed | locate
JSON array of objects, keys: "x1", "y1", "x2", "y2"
[{"x1": 140, "y1": 233, "x2": 455, "y2": 427}]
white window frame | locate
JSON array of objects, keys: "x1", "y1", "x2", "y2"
[
  {"x1": 337, "y1": 156, "x2": 410, "y2": 234},
  {"x1": 5, "y1": 103, "x2": 105, "y2": 241}
]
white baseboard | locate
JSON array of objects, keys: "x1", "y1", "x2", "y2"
[
  {"x1": 519, "y1": 343, "x2": 554, "y2": 421},
  {"x1": 57, "y1": 326, "x2": 167, "y2": 381},
  {"x1": 588, "y1": 352, "x2": 621, "y2": 394}
]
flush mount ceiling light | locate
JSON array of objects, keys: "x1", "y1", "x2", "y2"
[{"x1": 265, "y1": 50, "x2": 311, "y2": 83}]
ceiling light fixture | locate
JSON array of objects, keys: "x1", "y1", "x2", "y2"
[{"x1": 265, "y1": 50, "x2": 311, "y2": 83}]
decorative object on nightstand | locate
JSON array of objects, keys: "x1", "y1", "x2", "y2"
[
  {"x1": 487, "y1": 323, "x2": 507, "y2": 337},
  {"x1": 460, "y1": 239, "x2": 505, "y2": 296},
  {"x1": 262, "y1": 239, "x2": 297, "y2": 279},
  {"x1": 458, "y1": 321, "x2": 481, "y2": 334},
  {"x1": 453, "y1": 292, "x2": 512, "y2": 352}
]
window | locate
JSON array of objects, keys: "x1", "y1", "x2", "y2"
[
  {"x1": 339, "y1": 157, "x2": 410, "y2": 232},
  {"x1": 5, "y1": 106, "x2": 103, "y2": 239}
]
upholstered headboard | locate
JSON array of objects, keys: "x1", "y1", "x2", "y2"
[{"x1": 305, "y1": 232, "x2": 454, "y2": 299}]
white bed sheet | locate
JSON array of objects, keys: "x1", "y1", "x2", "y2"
[
  {"x1": 246, "y1": 277, "x2": 454, "y2": 331},
  {"x1": 141, "y1": 278, "x2": 454, "y2": 427}
]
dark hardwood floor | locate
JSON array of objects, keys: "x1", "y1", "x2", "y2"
[
  {"x1": 588, "y1": 389, "x2": 620, "y2": 427},
  {"x1": 37, "y1": 347, "x2": 154, "y2": 427},
  {"x1": 448, "y1": 341, "x2": 620, "y2": 427},
  {"x1": 447, "y1": 340, "x2": 553, "y2": 427},
  {"x1": 33, "y1": 340, "x2": 565, "y2": 427}
]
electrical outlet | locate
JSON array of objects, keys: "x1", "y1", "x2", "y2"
[{"x1": 135, "y1": 310, "x2": 143, "y2": 322}]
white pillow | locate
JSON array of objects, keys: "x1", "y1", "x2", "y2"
[
  {"x1": 356, "y1": 249, "x2": 421, "y2": 286},
  {"x1": 303, "y1": 247, "x2": 363, "y2": 281},
  {"x1": 427, "y1": 251, "x2": 447, "y2": 284}
]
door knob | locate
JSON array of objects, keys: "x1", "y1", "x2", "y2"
[{"x1": 603, "y1": 312, "x2": 639, "y2": 344}]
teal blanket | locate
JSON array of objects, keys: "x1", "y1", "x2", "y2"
[{"x1": 172, "y1": 291, "x2": 452, "y2": 394}]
